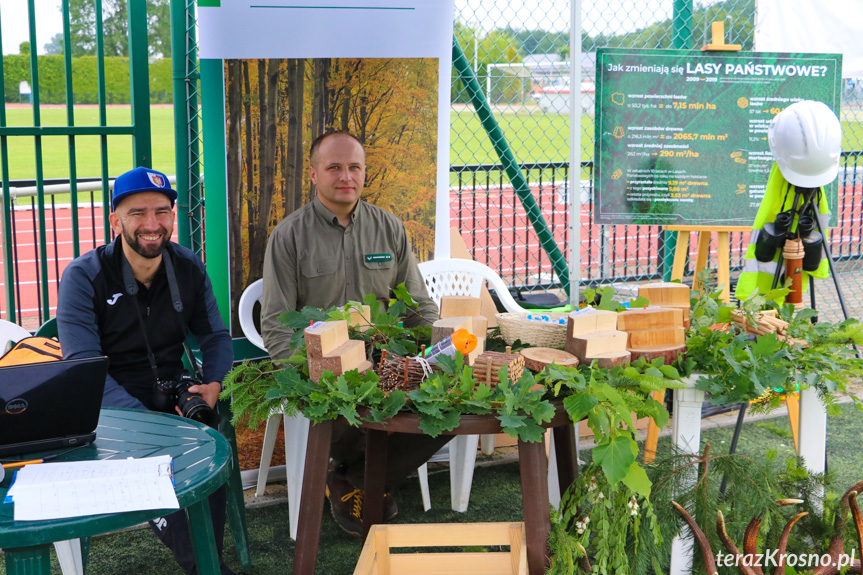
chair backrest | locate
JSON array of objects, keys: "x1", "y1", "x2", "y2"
[
  {"x1": 35, "y1": 317, "x2": 57, "y2": 338},
  {"x1": 417, "y1": 259, "x2": 528, "y2": 315},
  {"x1": 0, "y1": 319, "x2": 31, "y2": 354},
  {"x1": 238, "y1": 278, "x2": 266, "y2": 352}
]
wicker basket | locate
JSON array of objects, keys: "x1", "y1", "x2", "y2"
[{"x1": 495, "y1": 312, "x2": 569, "y2": 348}]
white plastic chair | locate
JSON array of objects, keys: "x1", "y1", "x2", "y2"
[
  {"x1": 417, "y1": 258, "x2": 578, "y2": 510},
  {"x1": 0, "y1": 319, "x2": 85, "y2": 574},
  {"x1": 417, "y1": 258, "x2": 529, "y2": 316},
  {"x1": 238, "y1": 279, "x2": 310, "y2": 541},
  {"x1": 416, "y1": 259, "x2": 529, "y2": 510},
  {"x1": 0, "y1": 319, "x2": 30, "y2": 354}
]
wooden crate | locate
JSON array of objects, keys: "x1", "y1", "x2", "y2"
[{"x1": 354, "y1": 522, "x2": 528, "y2": 575}]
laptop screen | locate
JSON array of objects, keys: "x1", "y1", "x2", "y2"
[{"x1": 0, "y1": 356, "x2": 108, "y2": 452}]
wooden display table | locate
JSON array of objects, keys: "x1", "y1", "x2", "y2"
[{"x1": 292, "y1": 402, "x2": 577, "y2": 575}]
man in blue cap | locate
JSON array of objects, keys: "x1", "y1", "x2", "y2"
[{"x1": 57, "y1": 166, "x2": 239, "y2": 575}]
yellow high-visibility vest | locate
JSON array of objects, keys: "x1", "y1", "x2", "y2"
[{"x1": 734, "y1": 163, "x2": 830, "y2": 302}]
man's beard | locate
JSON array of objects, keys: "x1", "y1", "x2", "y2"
[{"x1": 121, "y1": 224, "x2": 169, "y2": 258}]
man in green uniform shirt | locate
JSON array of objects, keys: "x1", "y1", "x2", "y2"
[{"x1": 261, "y1": 131, "x2": 446, "y2": 536}]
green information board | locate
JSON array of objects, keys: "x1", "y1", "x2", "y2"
[{"x1": 594, "y1": 48, "x2": 842, "y2": 226}]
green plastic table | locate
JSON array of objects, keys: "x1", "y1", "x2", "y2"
[{"x1": 0, "y1": 408, "x2": 232, "y2": 575}]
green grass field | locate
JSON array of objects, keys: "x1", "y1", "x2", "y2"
[
  {"x1": 3, "y1": 106, "x2": 177, "y2": 182},
  {"x1": 2, "y1": 105, "x2": 862, "y2": 184}
]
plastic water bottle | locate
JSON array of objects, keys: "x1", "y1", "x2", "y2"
[{"x1": 421, "y1": 329, "x2": 478, "y2": 364}]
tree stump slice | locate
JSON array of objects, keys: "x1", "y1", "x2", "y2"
[
  {"x1": 587, "y1": 350, "x2": 631, "y2": 369},
  {"x1": 628, "y1": 345, "x2": 686, "y2": 364},
  {"x1": 519, "y1": 347, "x2": 579, "y2": 372}
]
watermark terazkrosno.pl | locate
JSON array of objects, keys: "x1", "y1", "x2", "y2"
[{"x1": 716, "y1": 549, "x2": 857, "y2": 569}]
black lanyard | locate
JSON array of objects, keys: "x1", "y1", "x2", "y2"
[{"x1": 119, "y1": 246, "x2": 201, "y2": 384}]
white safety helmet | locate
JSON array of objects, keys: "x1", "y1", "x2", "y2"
[{"x1": 768, "y1": 100, "x2": 841, "y2": 188}]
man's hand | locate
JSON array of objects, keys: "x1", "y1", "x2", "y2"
[{"x1": 174, "y1": 381, "x2": 222, "y2": 416}]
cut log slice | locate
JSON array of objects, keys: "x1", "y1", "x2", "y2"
[
  {"x1": 628, "y1": 345, "x2": 686, "y2": 364},
  {"x1": 587, "y1": 350, "x2": 631, "y2": 369},
  {"x1": 519, "y1": 347, "x2": 579, "y2": 372}
]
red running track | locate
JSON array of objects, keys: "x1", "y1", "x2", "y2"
[{"x1": 2, "y1": 182, "x2": 861, "y2": 329}]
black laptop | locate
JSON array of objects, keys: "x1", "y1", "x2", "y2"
[{"x1": 0, "y1": 356, "x2": 108, "y2": 457}]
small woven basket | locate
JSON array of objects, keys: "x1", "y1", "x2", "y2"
[{"x1": 495, "y1": 312, "x2": 569, "y2": 348}]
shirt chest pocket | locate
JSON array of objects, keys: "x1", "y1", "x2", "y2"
[
  {"x1": 361, "y1": 256, "x2": 398, "y2": 296},
  {"x1": 301, "y1": 257, "x2": 340, "y2": 278}
]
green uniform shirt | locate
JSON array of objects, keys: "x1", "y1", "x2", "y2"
[{"x1": 261, "y1": 197, "x2": 439, "y2": 360}]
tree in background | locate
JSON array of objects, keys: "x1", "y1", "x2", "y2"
[
  {"x1": 452, "y1": 22, "x2": 522, "y2": 104},
  {"x1": 65, "y1": 0, "x2": 171, "y2": 58},
  {"x1": 43, "y1": 33, "x2": 63, "y2": 55}
]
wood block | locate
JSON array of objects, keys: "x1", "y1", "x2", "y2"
[
  {"x1": 450, "y1": 228, "x2": 498, "y2": 328},
  {"x1": 586, "y1": 350, "x2": 631, "y2": 369},
  {"x1": 617, "y1": 308, "x2": 684, "y2": 331},
  {"x1": 567, "y1": 308, "x2": 618, "y2": 337},
  {"x1": 565, "y1": 330, "x2": 628, "y2": 361},
  {"x1": 627, "y1": 327, "x2": 685, "y2": 349},
  {"x1": 638, "y1": 282, "x2": 691, "y2": 307},
  {"x1": 431, "y1": 316, "x2": 472, "y2": 344},
  {"x1": 628, "y1": 344, "x2": 686, "y2": 364},
  {"x1": 439, "y1": 296, "x2": 482, "y2": 319},
  {"x1": 469, "y1": 315, "x2": 489, "y2": 335},
  {"x1": 304, "y1": 320, "x2": 348, "y2": 358},
  {"x1": 519, "y1": 347, "x2": 579, "y2": 372},
  {"x1": 318, "y1": 340, "x2": 367, "y2": 379},
  {"x1": 346, "y1": 305, "x2": 372, "y2": 331}
]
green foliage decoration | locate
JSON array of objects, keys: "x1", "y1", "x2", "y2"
[
  {"x1": 223, "y1": 285, "x2": 559, "y2": 441},
  {"x1": 676, "y1": 280, "x2": 863, "y2": 409}
]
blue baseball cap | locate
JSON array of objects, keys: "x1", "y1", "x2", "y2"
[{"x1": 111, "y1": 167, "x2": 178, "y2": 211}]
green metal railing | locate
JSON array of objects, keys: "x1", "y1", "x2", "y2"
[
  {"x1": 172, "y1": 0, "x2": 204, "y2": 256},
  {"x1": 0, "y1": 0, "x2": 152, "y2": 324}
]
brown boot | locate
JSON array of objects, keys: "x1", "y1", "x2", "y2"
[{"x1": 325, "y1": 473, "x2": 398, "y2": 537}]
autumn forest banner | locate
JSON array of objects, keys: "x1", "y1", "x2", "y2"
[{"x1": 198, "y1": 1, "x2": 454, "y2": 332}]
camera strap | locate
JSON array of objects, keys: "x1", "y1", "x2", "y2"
[{"x1": 120, "y1": 246, "x2": 202, "y2": 384}]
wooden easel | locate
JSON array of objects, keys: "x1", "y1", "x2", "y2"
[
  {"x1": 667, "y1": 225, "x2": 750, "y2": 303},
  {"x1": 648, "y1": 225, "x2": 801, "y2": 457},
  {"x1": 642, "y1": 225, "x2": 748, "y2": 463}
]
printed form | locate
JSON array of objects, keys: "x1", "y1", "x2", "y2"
[{"x1": 6, "y1": 455, "x2": 179, "y2": 521}]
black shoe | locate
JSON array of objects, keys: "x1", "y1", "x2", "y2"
[{"x1": 325, "y1": 473, "x2": 398, "y2": 537}]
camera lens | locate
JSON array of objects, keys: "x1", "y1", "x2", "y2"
[{"x1": 177, "y1": 391, "x2": 220, "y2": 428}]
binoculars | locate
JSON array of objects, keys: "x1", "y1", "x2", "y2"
[{"x1": 754, "y1": 209, "x2": 823, "y2": 271}]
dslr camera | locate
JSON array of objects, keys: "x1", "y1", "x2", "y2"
[{"x1": 153, "y1": 372, "x2": 220, "y2": 428}]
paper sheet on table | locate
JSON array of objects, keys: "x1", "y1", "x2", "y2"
[{"x1": 6, "y1": 455, "x2": 179, "y2": 521}]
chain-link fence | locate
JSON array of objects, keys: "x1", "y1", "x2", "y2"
[{"x1": 450, "y1": 0, "x2": 863, "y2": 323}]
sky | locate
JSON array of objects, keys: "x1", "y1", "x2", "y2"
[
  {"x1": 1, "y1": 0, "x2": 676, "y2": 55},
  {"x1": 1, "y1": 0, "x2": 63, "y2": 55},
  {"x1": 454, "y1": 0, "x2": 673, "y2": 36}
]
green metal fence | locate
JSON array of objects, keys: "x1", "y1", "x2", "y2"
[
  {"x1": 2, "y1": 0, "x2": 862, "y2": 329},
  {"x1": 451, "y1": 0, "x2": 863, "y2": 323},
  {"x1": 0, "y1": 0, "x2": 152, "y2": 329}
]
